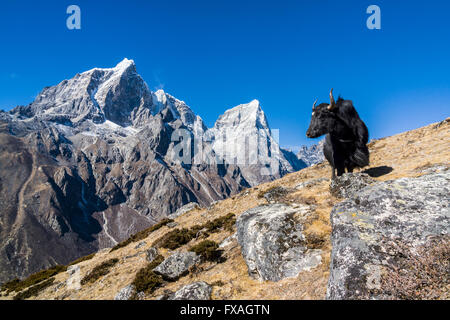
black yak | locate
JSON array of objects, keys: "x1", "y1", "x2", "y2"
[{"x1": 306, "y1": 89, "x2": 369, "y2": 178}]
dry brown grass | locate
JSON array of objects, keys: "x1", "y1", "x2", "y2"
[{"x1": 5, "y1": 118, "x2": 448, "y2": 300}]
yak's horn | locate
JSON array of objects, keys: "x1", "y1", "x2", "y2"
[
  {"x1": 312, "y1": 99, "x2": 317, "y2": 110},
  {"x1": 328, "y1": 88, "x2": 336, "y2": 110}
]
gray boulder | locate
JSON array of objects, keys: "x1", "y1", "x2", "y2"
[
  {"x1": 329, "y1": 172, "x2": 375, "y2": 198},
  {"x1": 114, "y1": 284, "x2": 136, "y2": 300},
  {"x1": 236, "y1": 204, "x2": 322, "y2": 281},
  {"x1": 168, "y1": 281, "x2": 212, "y2": 300},
  {"x1": 153, "y1": 251, "x2": 200, "y2": 281},
  {"x1": 327, "y1": 171, "x2": 450, "y2": 300}
]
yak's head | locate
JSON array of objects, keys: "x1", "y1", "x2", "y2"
[{"x1": 306, "y1": 88, "x2": 339, "y2": 138}]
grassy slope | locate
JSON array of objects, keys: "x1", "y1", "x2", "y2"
[{"x1": 2, "y1": 118, "x2": 448, "y2": 300}]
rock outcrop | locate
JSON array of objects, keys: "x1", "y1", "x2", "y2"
[
  {"x1": 168, "y1": 281, "x2": 212, "y2": 300},
  {"x1": 114, "y1": 284, "x2": 136, "y2": 300},
  {"x1": 236, "y1": 204, "x2": 322, "y2": 281},
  {"x1": 153, "y1": 252, "x2": 200, "y2": 281},
  {"x1": 329, "y1": 172, "x2": 375, "y2": 198},
  {"x1": 327, "y1": 170, "x2": 450, "y2": 299}
]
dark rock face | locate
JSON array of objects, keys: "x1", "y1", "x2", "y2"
[
  {"x1": 168, "y1": 281, "x2": 212, "y2": 300},
  {"x1": 153, "y1": 252, "x2": 200, "y2": 281},
  {"x1": 327, "y1": 170, "x2": 450, "y2": 300},
  {"x1": 236, "y1": 204, "x2": 322, "y2": 281},
  {"x1": 329, "y1": 172, "x2": 376, "y2": 198}
]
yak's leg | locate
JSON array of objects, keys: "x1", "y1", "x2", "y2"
[
  {"x1": 331, "y1": 167, "x2": 336, "y2": 180},
  {"x1": 346, "y1": 163, "x2": 355, "y2": 173},
  {"x1": 336, "y1": 166, "x2": 345, "y2": 176},
  {"x1": 335, "y1": 158, "x2": 346, "y2": 177}
]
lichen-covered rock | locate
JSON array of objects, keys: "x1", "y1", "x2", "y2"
[
  {"x1": 236, "y1": 204, "x2": 322, "y2": 281},
  {"x1": 153, "y1": 251, "x2": 200, "y2": 281},
  {"x1": 168, "y1": 281, "x2": 212, "y2": 300},
  {"x1": 329, "y1": 172, "x2": 375, "y2": 198},
  {"x1": 327, "y1": 171, "x2": 450, "y2": 300},
  {"x1": 114, "y1": 284, "x2": 136, "y2": 300}
]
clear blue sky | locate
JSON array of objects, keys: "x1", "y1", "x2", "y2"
[{"x1": 1, "y1": 0, "x2": 449, "y2": 148}]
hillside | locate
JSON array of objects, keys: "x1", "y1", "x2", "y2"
[{"x1": 1, "y1": 118, "x2": 448, "y2": 300}]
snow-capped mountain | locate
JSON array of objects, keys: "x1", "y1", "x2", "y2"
[
  {"x1": 297, "y1": 139, "x2": 325, "y2": 167},
  {"x1": 0, "y1": 58, "x2": 305, "y2": 284},
  {"x1": 209, "y1": 99, "x2": 306, "y2": 185}
]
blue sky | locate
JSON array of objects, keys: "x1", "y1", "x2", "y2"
[{"x1": 1, "y1": 0, "x2": 449, "y2": 148}]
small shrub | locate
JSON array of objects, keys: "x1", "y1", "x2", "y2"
[
  {"x1": 80, "y1": 258, "x2": 119, "y2": 285},
  {"x1": 1, "y1": 278, "x2": 20, "y2": 293},
  {"x1": 1, "y1": 265, "x2": 67, "y2": 293},
  {"x1": 68, "y1": 253, "x2": 96, "y2": 266},
  {"x1": 13, "y1": 277, "x2": 55, "y2": 300},
  {"x1": 203, "y1": 213, "x2": 236, "y2": 233},
  {"x1": 189, "y1": 240, "x2": 224, "y2": 262},
  {"x1": 131, "y1": 255, "x2": 165, "y2": 296},
  {"x1": 154, "y1": 228, "x2": 196, "y2": 250},
  {"x1": 110, "y1": 218, "x2": 174, "y2": 252},
  {"x1": 153, "y1": 214, "x2": 236, "y2": 250},
  {"x1": 211, "y1": 280, "x2": 225, "y2": 287}
]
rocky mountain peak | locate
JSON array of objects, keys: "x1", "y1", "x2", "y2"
[{"x1": 213, "y1": 99, "x2": 268, "y2": 131}]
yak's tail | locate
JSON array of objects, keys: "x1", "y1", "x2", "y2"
[{"x1": 351, "y1": 144, "x2": 370, "y2": 168}]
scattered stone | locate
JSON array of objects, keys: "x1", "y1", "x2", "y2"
[
  {"x1": 295, "y1": 177, "x2": 328, "y2": 190},
  {"x1": 134, "y1": 241, "x2": 147, "y2": 249},
  {"x1": 207, "y1": 200, "x2": 219, "y2": 210},
  {"x1": 155, "y1": 289, "x2": 174, "y2": 300},
  {"x1": 414, "y1": 163, "x2": 449, "y2": 175},
  {"x1": 236, "y1": 203, "x2": 322, "y2": 281},
  {"x1": 166, "y1": 222, "x2": 178, "y2": 228},
  {"x1": 171, "y1": 203, "x2": 200, "y2": 218},
  {"x1": 53, "y1": 282, "x2": 65, "y2": 292},
  {"x1": 114, "y1": 284, "x2": 136, "y2": 300},
  {"x1": 329, "y1": 172, "x2": 375, "y2": 198},
  {"x1": 135, "y1": 292, "x2": 146, "y2": 300},
  {"x1": 67, "y1": 265, "x2": 80, "y2": 276},
  {"x1": 168, "y1": 281, "x2": 212, "y2": 300},
  {"x1": 327, "y1": 171, "x2": 450, "y2": 300},
  {"x1": 146, "y1": 247, "x2": 159, "y2": 262},
  {"x1": 261, "y1": 186, "x2": 290, "y2": 202},
  {"x1": 219, "y1": 233, "x2": 237, "y2": 248},
  {"x1": 153, "y1": 251, "x2": 200, "y2": 281}
]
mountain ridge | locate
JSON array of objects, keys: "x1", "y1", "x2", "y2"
[{"x1": 0, "y1": 58, "x2": 305, "y2": 283}]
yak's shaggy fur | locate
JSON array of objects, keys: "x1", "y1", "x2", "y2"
[{"x1": 306, "y1": 91, "x2": 369, "y2": 178}]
